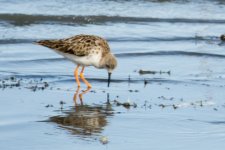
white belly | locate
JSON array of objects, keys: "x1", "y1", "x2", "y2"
[{"x1": 54, "y1": 50, "x2": 102, "y2": 68}]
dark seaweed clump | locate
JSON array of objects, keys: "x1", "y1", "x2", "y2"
[{"x1": 0, "y1": 76, "x2": 49, "y2": 91}]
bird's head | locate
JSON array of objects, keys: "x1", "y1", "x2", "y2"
[{"x1": 100, "y1": 53, "x2": 117, "y2": 87}]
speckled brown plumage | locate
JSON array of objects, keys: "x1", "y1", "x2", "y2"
[{"x1": 36, "y1": 34, "x2": 111, "y2": 57}]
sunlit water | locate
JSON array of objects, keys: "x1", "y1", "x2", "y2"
[{"x1": 1, "y1": 0, "x2": 225, "y2": 149}]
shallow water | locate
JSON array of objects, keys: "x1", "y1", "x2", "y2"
[{"x1": 1, "y1": 0, "x2": 225, "y2": 149}]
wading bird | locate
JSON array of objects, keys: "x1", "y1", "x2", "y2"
[{"x1": 37, "y1": 34, "x2": 117, "y2": 88}]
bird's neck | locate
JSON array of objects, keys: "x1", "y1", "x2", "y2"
[{"x1": 98, "y1": 57, "x2": 106, "y2": 68}]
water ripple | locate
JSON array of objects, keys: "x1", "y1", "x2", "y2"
[
  {"x1": 1, "y1": 14, "x2": 225, "y2": 26},
  {"x1": 116, "y1": 51, "x2": 225, "y2": 59}
]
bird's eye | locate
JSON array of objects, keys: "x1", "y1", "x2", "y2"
[{"x1": 106, "y1": 65, "x2": 110, "y2": 68}]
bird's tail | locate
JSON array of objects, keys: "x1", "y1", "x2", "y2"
[{"x1": 36, "y1": 39, "x2": 62, "y2": 49}]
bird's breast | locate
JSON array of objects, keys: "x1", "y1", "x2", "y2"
[{"x1": 61, "y1": 52, "x2": 102, "y2": 67}]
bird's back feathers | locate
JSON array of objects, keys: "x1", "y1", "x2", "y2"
[{"x1": 36, "y1": 34, "x2": 111, "y2": 57}]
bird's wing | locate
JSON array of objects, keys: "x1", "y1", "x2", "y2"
[{"x1": 36, "y1": 35, "x2": 111, "y2": 57}]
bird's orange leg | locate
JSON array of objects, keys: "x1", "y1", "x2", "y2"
[
  {"x1": 80, "y1": 66, "x2": 92, "y2": 88},
  {"x1": 74, "y1": 65, "x2": 81, "y2": 87}
]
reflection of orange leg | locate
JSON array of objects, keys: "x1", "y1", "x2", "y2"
[
  {"x1": 74, "y1": 65, "x2": 80, "y2": 87},
  {"x1": 79, "y1": 87, "x2": 91, "y2": 103},
  {"x1": 73, "y1": 86, "x2": 91, "y2": 106},
  {"x1": 80, "y1": 66, "x2": 92, "y2": 88},
  {"x1": 73, "y1": 87, "x2": 81, "y2": 105}
]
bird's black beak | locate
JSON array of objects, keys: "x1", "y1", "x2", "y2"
[{"x1": 107, "y1": 72, "x2": 111, "y2": 87}]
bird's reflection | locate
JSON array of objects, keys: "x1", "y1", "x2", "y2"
[{"x1": 49, "y1": 87, "x2": 113, "y2": 138}]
